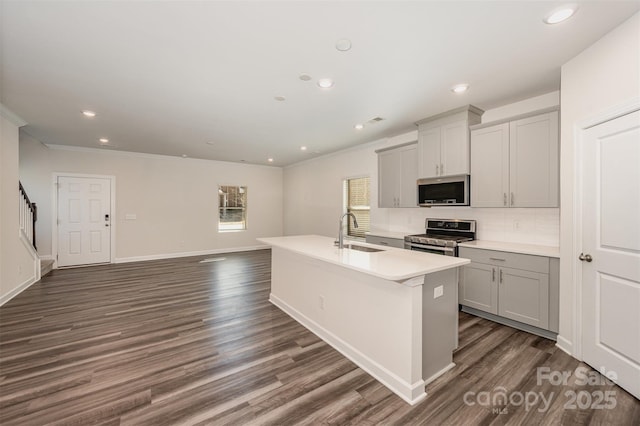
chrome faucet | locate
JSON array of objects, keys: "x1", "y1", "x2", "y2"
[{"x1": 336, "y1": 212, "x2": 358, "y2": 249}]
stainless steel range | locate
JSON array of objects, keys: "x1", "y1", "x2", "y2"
[{"x1": 404, "y1": 218, "x2": 476, "y2": 256}]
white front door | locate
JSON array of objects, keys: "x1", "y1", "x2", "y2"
[
  {"x1": 581, "y1": 110, "x2": 640, "y2": 399},
  {"x1": 57, "y1": 176, "x2": 112, "y2": 267}
]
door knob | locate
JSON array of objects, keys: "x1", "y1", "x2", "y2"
[{"x1": 579, "y1": 253, "x2": 593, "y2": 262}]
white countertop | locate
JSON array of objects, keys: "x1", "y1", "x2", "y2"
[
  {"x1": 257, "y1": 235, "x2": 469, "y2": 284},
  {"x1": 458, "y1": 240, "x2": 560, "y2": 258},
  {"x1": 365, "y1": 230, "x2": 408, "y2": 240}
]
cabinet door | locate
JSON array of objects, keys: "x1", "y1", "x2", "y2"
[
  {"x1": 459, "y1": 262, "x2": 498, "y2": 314},
  {"x1": 399, "y1": 145, "x2": 418, "y2": 207},
  {"x1": 498, "y1": 267, "x2": 549, "y2": 329},
  {"x1": 470, "y1": 123, "x2": 509, "y2": 207},
  {"x1": 378, "y1": 150, "x2": 400, "y2": 207},
  {"x1": 441, "y1": 120, "x2": 469, "y2": 176},
  {"x1": 418, "y1": 127, "x2": 441, "y2": 178},
  {"x1": 509, "y1": 112, "x2": 559, "y2": 207}
]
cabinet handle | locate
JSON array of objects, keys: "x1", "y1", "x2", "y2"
[
  {"x1": 440, "y1": 163, "x2": 444, "y2": 176},
  {"x1": 492, "y1": 267, "x2": 496, "y2": 282},
  {"x1": 499, "y1": 269, "x2": 503, "y2": 283},
  {"x1": 435, "y1": 164, "x2": 439, "y2": 175},
  {"x1": 379, "y1": 241, "x2": 389, "y2": 245},
  {"x1": 490, "y1": 257, "x2": 506, "y2": 262},
  {"x1": 503, "y1": 193, "x2": 507, "y2": 206},
  {"x1": 511, "y1": 192, "x2": 514, "y2": 206}
]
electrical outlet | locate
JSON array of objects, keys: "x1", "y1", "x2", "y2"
[
  {"x1": 319, "y1": 295, "x2": 325, "y2": 310},
  {"x1": 433, "y1": 285, "x2": 444, "y2": 299}
]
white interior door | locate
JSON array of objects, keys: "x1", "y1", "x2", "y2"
[
  {"x1": 581, "y1": 110, "x2": 640, "y2": 399},
  {"x1": 57, "y1": 176, "x2": 112, "y2": 267}
]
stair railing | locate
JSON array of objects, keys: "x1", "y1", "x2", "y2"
[{"x1": 19, "y1": 182, "x2": 37, "y2": 250}]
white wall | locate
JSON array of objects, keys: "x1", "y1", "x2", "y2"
[
  {"x1": 558, "y1": 12, "x2": 640, "y2": 355},
  {"x1": 284, "y1": 93, "x2": 560, "y2": 246},
  {"x1": 19, "y1": 136, "x2": 283, "y2": 262},
  {"x1": 1, "y1": 109, "x2": 39, "y2": 304}
]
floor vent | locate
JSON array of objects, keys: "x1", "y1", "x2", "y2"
[{"x1": 199, "y1": 257, "x2": 226, "y2": 263}]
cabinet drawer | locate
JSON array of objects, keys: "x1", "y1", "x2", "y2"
[
  {"x1": 459, "y1": 247, "x2": 549, "y2": 273},
  {"x1": 365, "y1": 235, "x2": 405, "y2": 249}
]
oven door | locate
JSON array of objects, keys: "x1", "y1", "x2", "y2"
[{"x1": 409, "y1": 243, "x2": 456, "y2": 256}]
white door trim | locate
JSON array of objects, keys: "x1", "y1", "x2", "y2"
[
  {"x1": 52, "y1": 173, "x2": 116, "y2": 268},
  {"x1": 572, "y1": 97, "x2": 640, "y2": 361}
]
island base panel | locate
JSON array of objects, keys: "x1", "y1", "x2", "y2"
[{"x1": 268, "y1": 246, "x2": 459, "y2": 404}]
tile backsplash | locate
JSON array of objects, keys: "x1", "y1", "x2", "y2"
[{"x1": 371, "y1": 207, "x2": 559, "y2": 247}]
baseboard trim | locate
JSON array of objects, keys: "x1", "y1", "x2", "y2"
[
  {"x1": 0, "y1": 276, "x2": 38, "y2": 307},
  {"x1": 424, "y1": 362, "x2": 456, "y2": 386},
  {"x1": 461, "y1": 306, "x2": 558, "y2": 341},
  {"x1": 270, "y1": 293, "x2": 427, "y2": 405},
  {"x1": 555, "y1": 335, "x2": 574, "y2": 358},
  {"x1": 114, "y1": 245, "x2": 270, "y2": 264}
]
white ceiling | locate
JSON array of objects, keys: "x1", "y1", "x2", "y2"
[{"x1": 1, "y1": 1, "x2": 638, "y2": 166}]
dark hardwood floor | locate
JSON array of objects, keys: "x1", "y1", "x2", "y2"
[{"x1": 1, "y1": 249, "x2": 638, "y2": 425}]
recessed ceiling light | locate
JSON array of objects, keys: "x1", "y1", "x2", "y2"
[
  {"x1": 335, "y1": 38, "x2": 352, "y2": 52},
  {"x1": 300, "y1": 146, "x2": 307, "y2": 151},
  {"x1": 267, "y1": 157, "x2": 274, "y2": 163},
  {"x1": 99, "y1": 138, "x2": 109, "y2": 144},
  {"x1": 451, "y1": 84, "x2": 469, "y2": 94},
  {"x1": 181, "y1": 154, "x2": 188, "y2": 158},
  {"x1": 354, "y1": 124, "x2": 364, "y2": 130},
  {"x1": 544, "y1": 4, "x2": 578, "y2": 24},
  {"x1": 318, "y1": 78, "x2": 334, "y2": 89},
  {"x1": 299, "y1": 73, "x2": 312, "y2": 81},
  {"x1": 274, "y1": 96, "x2": 286, "y2": 101},
  {"x1": 82, "y1": 110, "x2": 96, "y2": 117},
  {"x1": 206, "y1": 141, "x2": 216, "y2": 145}
]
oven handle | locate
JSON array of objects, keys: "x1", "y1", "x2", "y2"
[{"x1": 409, "y1": 243, "x2": 455, "y2": 254}]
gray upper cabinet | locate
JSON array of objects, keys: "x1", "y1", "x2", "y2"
[
  {"x1": 416, "y1": 105, "x2": 483, "y2": 179},
  {"x1": 470, "y1": 108, "x2": 559, "y2": 208},
  {"x1": 376, "y1": 142, "x2": 418, "y2": 208}
]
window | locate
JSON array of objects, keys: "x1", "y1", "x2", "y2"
[
  {"x1": 343, "y1": 176, "x2": 370, "y2": 239},
  {"x1": 218, "y1": 185, "x2": 247, "y2": 231}
]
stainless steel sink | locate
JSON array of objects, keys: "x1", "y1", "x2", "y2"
[{"x1": 346, "y1": 244, "x2": 384, "y2": 253}]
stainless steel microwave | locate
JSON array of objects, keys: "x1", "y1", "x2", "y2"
[{"x1": 417, "y1": 174, "x2": 470, "y2": 207}]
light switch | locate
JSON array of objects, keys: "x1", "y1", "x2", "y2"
[
  {"x1": 125, "y1": 214, "x2": 137, "y2": 220},
  {"x1": 433, "y1": 285, "x2": 444, "y2": 299}
]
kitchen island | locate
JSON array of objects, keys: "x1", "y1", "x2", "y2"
[{"x1": 257, "y1": 235, "x2": 470, "y2": 404}]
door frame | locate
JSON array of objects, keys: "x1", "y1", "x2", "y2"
[
  {"x1": 573, "y1": 98, "x2": 640, "y2": 361},
  {"x1": 52, "y1": 173, "x2": 116, "y2": 268}
]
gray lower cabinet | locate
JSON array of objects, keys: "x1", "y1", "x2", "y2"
[
  {"x1": 498, "y1": 266, "x2": 549, "y2": 329},
  {"x1": 459, "y1": 246, "x2": 558, "y2": 334},
  {"x1": 459, "y1": 262, "x2": 498, "y2": 314},
  {"x1": 365, "y1": 235, "x2": 405, "y2": 249}
]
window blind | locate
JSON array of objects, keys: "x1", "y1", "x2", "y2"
[{"x1": 344, "y1": 177, "x2": 370, "y2": 238}]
